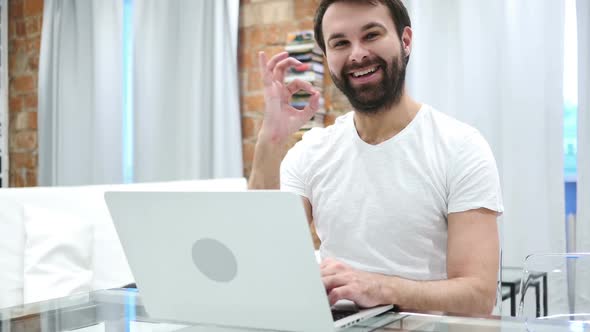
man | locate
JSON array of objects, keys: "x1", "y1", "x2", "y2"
[{"x1": 248, "y1": 0, "x2": 503, "y2": 315}]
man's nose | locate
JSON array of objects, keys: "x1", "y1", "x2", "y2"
[{"x1": 349, "y1": 43, "x2": 370, "y2": 63}]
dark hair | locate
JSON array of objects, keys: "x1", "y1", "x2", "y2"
[{"x1": 313, "y1": 0, "x2": 411, "y2": 55}]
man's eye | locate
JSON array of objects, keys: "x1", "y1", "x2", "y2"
[
  {"x1": 333, "y1": 40, "x2": 349, "y2": 48},
  {"x1": 365, "y1": 33, "x2": 379, "y2": 40}
]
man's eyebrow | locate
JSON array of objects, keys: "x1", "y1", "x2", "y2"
[
  {"x1": 361, "y1": 22, "x2": 386, "y2": 31},
  {"x1": 327, "y1": 33, "x2": 346, "y2": 43},
  {"x1": 327, "y1": 22, "x2": 387, "y2": 43}
]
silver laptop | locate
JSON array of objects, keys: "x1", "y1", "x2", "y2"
[{"x1": 104, "y1": 191, "x2": 394, "y2": 332}]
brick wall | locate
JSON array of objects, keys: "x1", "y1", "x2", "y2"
[
  {"x1": 8, "y1": 0, "x2": 43, "y2": 187},
  {"x1": 238, "y1": 0, "x2": 350, "y2": 178},
  {"x1": 5, "y1": 1, "x2": 347, "y2": 188}
]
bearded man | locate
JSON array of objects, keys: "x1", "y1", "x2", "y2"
[{"x1": 248, "y1": 0, "x2": 504, "y2": 315}]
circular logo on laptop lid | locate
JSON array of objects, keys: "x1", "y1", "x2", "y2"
[{"x1": 191, "y1": 238, "x2": 238, "y2": 282}]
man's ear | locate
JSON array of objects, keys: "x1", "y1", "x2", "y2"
[{"x1": 401, "y1": 26, "x2": 413, "y2": 55}]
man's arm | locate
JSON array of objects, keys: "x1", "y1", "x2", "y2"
[
  {"x1": 322, "y1": 208, "x2": 499, "y2": 315},
  {"x1": 247, "y1": 51, "x2": 320, "y2": 190},
  {"x1": 248, "y1": 137, "x2": 289, "y2": 190}
]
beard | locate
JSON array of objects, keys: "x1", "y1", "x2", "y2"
[{"x1": 330, "y1": 50, "x2": 407, "y2": 115}]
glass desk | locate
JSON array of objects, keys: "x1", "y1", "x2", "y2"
[
  {"x1": 502, "y1": 266, "x2": 548, "y2": 317},
  {"x1": 0, "y1": 289, "x2": 586, "y2": 332}
]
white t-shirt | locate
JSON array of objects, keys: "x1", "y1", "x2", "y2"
[{"x1": 280, "y1": 105, "x2": 504, "y2": 281}]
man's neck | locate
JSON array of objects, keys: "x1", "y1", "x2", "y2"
[{"x1": 353, "y1": 94, "x2": 422, "y2": 145}]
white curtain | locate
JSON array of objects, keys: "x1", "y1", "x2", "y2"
[
  {"x1": 406, "y1": 0, "x2": 567, "y2": 314},
  {"x1": 576, "y1": 0, "x2": 590, "y2": 310},
  {"x1": 132, "y1": 0, "x2": 242, "y2": 182},
  {"x1": 39, "y1": 0, "x2": 242, "y2": 185},
  {"x1": 406, "y1": 0, "x2": 565, "y2": 266},
  {"x1": 39, "y1": 0, "x2": 124, "y2": 186}
]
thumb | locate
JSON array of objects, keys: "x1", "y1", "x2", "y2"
[{"x1": 301, "y1": 91, "x2": 321, "y2": 121}]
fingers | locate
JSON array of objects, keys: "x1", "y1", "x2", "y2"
[
  {"x1": 320, "y1": 258, "x2": 348, "y2": 275},
  {"x1": 259, "y1": 51, "x2": 289, "y2": 86},
  {"x1": 258, "y1": 51, "x2": 272, "y2": 86},
  {"x1": 258, "y1": 51, "x2": 305, "y2": 86},
  {"x1": 273, "y1": 57, "x2": 302, "y2": 83},
  {"x1": 285, "y1": 79, "x2": 315, "y2": 95},
  {"x1": 264, "y1": 51, "x2": 289, "y2": 72},
  {"x1": 328, "y1": 286, "x2": 354, "y2": 306},
  {"x1": 323, "y1": 274, "x2": 348, "y2": 291},
  {"x1": 301, "y1": 91, "x2": 321, "y2": 120}
]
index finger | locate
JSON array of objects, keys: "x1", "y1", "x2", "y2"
[{"x1": 258, "y1": 51, "x2": 289, "y2": 86}]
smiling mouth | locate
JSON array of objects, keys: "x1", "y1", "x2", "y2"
[{"x1": 350, "y1": 65, "x2": 380, "y2": 78}]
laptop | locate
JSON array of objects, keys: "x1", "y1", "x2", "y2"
[{"x1": 104, "y1": 191, "x2": 394, "y2": 332}]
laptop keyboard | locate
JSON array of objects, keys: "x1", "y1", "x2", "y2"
[{"x1": 331, "y1": 309, "x2": 360, "y2": 321}]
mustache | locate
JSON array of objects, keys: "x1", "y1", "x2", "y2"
[{"x1": 342, "y1": 57, "x2": 386, "y2": 73}]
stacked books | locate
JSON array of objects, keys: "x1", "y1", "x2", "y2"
[{"x1": 284, "y1": 30, "x2": 325, "y2": 129}]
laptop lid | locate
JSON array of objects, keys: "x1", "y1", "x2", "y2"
[{"x1": 105, "y1": 191, "x2": 393, "y2": 332}]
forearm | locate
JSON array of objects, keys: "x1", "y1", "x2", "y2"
[
  {"x1": 247, "y1": 131, "x2": 289, "y2": 190},
  {"x1": 380, "y1": 275, "x2": 496, "y2": 315}
]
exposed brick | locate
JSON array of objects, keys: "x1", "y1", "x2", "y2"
[
  {"x1": 25, "y1": 169, "x2": 37, "y2": 187},
  {"x1": 10, "y1": 151, "x2": 37, "y2": 169},
  {"x1": 23, "y1": 0, "x2": 43, "y2": 17},
  {"x1": 24, "y1": 16, "x2": 40, "y2": 35},
  {"x1": 28, "y1": 54, "x2": 39, "y2": 71},
  {"x1": 9, "y1": 1, "x2": 24, "y2": 19},
  {"x1": 239, "y1": 72, "x2": 248, "y2": 93},
  {"x1": 9, "y1": 96, "x2": 23, "y2": 113},
  {"x1": 8, "y1": 21, "x2": 16, "y2": 40},
  {"x1": 10, "y1": 170, "x2": 23, "y2": 187},
  {"x1": 294, "y1": 0, "x2": 318, "y2": 19},
  {"x1": 9, "y1": 168, "x2": 36, "y2": 188},
  {"x1": 11, "y1": 131, "x2": 37, "y2": 150},
  {"x1": 13, "y1": 75, "x2": 35, "y2": 93},
  {"x1": 15, "y1": 20, "x2": 26, "y2": 38},
  {"x1": 238, "y1": 46, "x2": 252, "y2": 69},
  {"x1": 14, "y1": 111, "x2": 37, "y2": 130},
  {"x1": 242, "y1": 141, "x2": 256, "y2": 165},
  {"x1": 263, "y1": 45, "x2": 286, "y2": 58},
  {"x1": 248, "y1": 26, "x2": 265, "y2": 48},
  {"x1": 243, "y1": 93, "x2": 265, "y2": 114},
  {"x1": 298, "y1": 19, "x2": 314, "y2": 31},
  {"x1": 27, "y1": 38, "x2": 41, "y2": 53},
  {"x1": 242, "y1": 116, "x2": 262, "y2": 139},
  {"x1": 261, "y1": 1, "x2": 294, "y2": 25},
  {"x1": 247, "y1": 69, "x2": 263, "y2": 93},
  {"x1": 10, "y1": 39, "x2": 27, "y2": 53},
  {"x1": 266, "y1": 22, "x2": 298, "y2": 46},
  {"x1": 24, "y1": 94, "x2": 38, "y2": 108}
]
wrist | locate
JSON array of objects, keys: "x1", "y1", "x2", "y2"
[
  {"x1": 377, "y1": 274, "x2": 399, "y2": 305},
  {"x1": 257, "y1": 125, "x2": 295, "y2": 149}
]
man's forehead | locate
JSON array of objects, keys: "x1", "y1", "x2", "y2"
[{"x1": 322, "y1": 1, "x2": 394, "y2": 36}]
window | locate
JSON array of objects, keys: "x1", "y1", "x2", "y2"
[{"x1": 564, "y1": 0, "x2": 577, "y2": 216}]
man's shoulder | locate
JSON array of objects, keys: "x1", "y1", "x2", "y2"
[{"x1": 421, "y1": 105, "x2": 482, "y2": 146}]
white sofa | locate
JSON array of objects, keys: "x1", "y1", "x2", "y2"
[{"x1": 0, "y1": 178, "x2": 247, "y2": 309}]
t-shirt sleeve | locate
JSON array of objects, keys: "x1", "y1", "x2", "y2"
[
  {"x1": 447, "y1": 131, "x2": 504, "y2": 215},
  {"x1": 280, "y1": 141, "x2": 309, "y2": 199}
]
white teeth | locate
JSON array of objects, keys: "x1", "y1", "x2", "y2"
[{"x1": 352, "y1": 67, "x2": 377, "y2": 77}]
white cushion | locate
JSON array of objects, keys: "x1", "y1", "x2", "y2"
[
  {"x1": 0, "y1": 199, "x2": 25, "y2": 308},
  {"x1": 0, "y1": 177, "x2": 248, "y2": 307},
  {"x1": 23, "y1": 204, "x2": 93, "y2": 304},
  {"x1": 89, "y1": 178, "x2": 248, "y2": 289}
]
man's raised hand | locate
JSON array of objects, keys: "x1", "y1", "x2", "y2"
[{"x1": 257, "y1": 51, "x2": 321, "y2": 144}]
